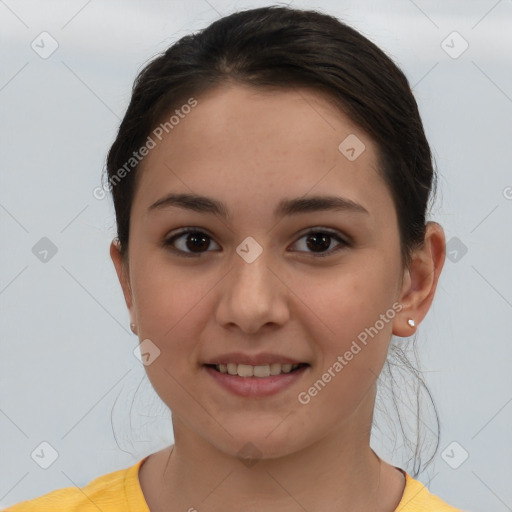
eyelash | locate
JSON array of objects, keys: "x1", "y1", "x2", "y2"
[{"x1": 162, "y1": 227, "x2": 350, "y2": 258}]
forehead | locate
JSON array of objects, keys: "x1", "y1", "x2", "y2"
[{"x1": 131, "y1": 83, "x2": 395, "y2": 226}]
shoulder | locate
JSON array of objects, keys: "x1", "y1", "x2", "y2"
[
  {"x1": 396, "y1": 471, "x2": 467, "y2": 512},
  {"x1": 3, "y1": 457, "x2": 149, "y2": 512}
]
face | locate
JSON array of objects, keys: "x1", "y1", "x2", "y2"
[{"x1": 111, "y1": 84, "x2": 411, "y2": 460}]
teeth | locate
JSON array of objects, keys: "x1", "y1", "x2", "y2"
[{"x1": 216, "y1": 363, "x2": 302, "y2": 377}]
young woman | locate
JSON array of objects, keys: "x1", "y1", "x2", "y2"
[{"x1": 6, "y1": 5, "x2": 465, "y2": 512}]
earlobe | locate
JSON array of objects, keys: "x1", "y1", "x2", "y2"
[
  {"x1": 392, "y1": 222, "x2": 446, "y2": 338},
  {"x1": 109, "y1": 239, "x2": 135, "y2": 315},
  {"x1": 393, "y1": 268, "x2": 415, "y2": 337}
]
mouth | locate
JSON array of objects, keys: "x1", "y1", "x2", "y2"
[
  {"x1": 204, "y1": 362, "x2": 309, "y2": 378},
  {"x1": 203, "y1": 362, "x2": 310, "y2": 397}
]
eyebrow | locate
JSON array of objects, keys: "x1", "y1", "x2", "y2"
[{"x1": 147, "y1": 193, "x2": 369, "y2": 218}]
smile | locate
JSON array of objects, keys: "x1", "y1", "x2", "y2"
[
  {"x1": 208, "y1": 362, "x2": 308, "y2": 378},
  {"x1": 203, "y1": 363, "x2": 309, "y2": 398}
]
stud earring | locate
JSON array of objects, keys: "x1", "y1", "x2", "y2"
[
  {"x1": 407, "y1": 319, "x2": 415, "y2": 328},
  {"x1": 130, "y1": 323, "x2": 138, "y2": 334}
]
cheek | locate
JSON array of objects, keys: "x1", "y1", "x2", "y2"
[
  {"x1": 133, "y1": 266, "x2": 205, "y2": 409},
  {"x1": 129, "y1": 261, "x2": 218, "y2": 392},
  {"x1": 132, "y1": 256, "x2": 212, "y2": 338},
  {"x1": 308, "y1": 264, "x2": 388, "y2": 329},
  {"x1": 308, "y1": 260, "x2": 396, "y2": 372},
  {"x1": 302, "y1": 308, "x2": 393, "y2": 423}
]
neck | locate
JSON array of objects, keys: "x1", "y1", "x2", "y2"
[{"x1": 155, "y1": 424, "x2": 385, "y2": 512}]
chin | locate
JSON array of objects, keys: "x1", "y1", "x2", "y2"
[{"x1": 214, "y1": 429, "x2": 308, "y2": 463}]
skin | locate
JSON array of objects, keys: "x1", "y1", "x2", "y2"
[{"x1": 110, "y1": 83, "x2": 446, "y2": 512}]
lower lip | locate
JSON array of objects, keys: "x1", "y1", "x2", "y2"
[{"x1": 203, "y1": 365, "x2": 309, "y2": 397}]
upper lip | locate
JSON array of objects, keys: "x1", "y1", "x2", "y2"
[{"x1": 203, "y1": 352, "x2": 308, "y2": 366}]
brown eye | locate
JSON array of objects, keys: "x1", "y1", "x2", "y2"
[
  {"x1": 291, "y1": 229, "x2": 348, "y2": 257},
  {"x1": 163, "y1": 229, "x2": 220, "y2": 256},
  {"x1": 163, "y1": 227, "x2": 348, "y2": 258},
  {"x1": 306, "y1": 232, "x2": 331, "y2": 252}
]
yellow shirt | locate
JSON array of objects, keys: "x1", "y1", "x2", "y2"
[{"x1": 3, "y1": 456, "x2": 465, "y2": 511}]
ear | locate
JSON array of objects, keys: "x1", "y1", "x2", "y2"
[
  {"x1": 110, "y1": 239, "x2": 137, "y2": 328},
  {"x1": 393, "y1": 222, "x2": 446, "y2": 337}
]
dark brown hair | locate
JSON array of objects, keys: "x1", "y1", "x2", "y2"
[{"x1": 106, "y1": 5, "x2": 440, "y2": 477}]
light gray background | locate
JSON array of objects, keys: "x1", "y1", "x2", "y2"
[{"x1": 1, "y1": 1, "x2": 511, "y2": 511}]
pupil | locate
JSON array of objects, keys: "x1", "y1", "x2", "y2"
[
  {"x1": 187, "y1": 232, "x2": 209, "y2": 252},
  {"x1": 306, "y1": 233, "x2": 330, "y2": 252}
]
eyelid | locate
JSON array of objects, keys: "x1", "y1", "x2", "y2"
[{"x1": 295, "y1": 226, "x2": 349, "y2": 244}]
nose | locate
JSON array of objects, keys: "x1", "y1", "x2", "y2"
[{"x1": 214, "y1": 248, "x2": 290, "y2": 334}]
